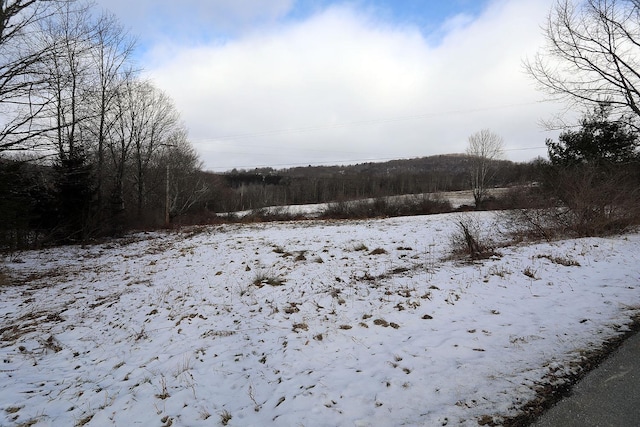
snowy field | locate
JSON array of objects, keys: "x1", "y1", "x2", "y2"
[
  {"x1": 1, "y1": 212, "x2": 639, "y2": 426},
  {"x1": 223, "y1": 188, "x2": 490, "y2": 218}
]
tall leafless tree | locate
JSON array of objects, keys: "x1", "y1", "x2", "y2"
[
  {"x1": 161, "y1": 130, "x2": 209, "y2": 221},
  {"x1": 31, "y1": 2, "x2": 101, "y2": 240},
  {"x1": 106, "y1": 78, "x2": 182, "y2": 221},
  {"x1": 525, "y1": 0, "x2": 640, "y2": 130},
  {"x1": 36, "y1": 1, "x2": 95, "y2": 161},
  {"x1": 86, "y1": 11, "x2": 136, "y2": 214},
  {"x1": 466, "y1": 129, "x2": 504, "y2": 207},
  {"x1": 104, "y1": 72, "x2": 137, "y2": 231},
  {"x1": 0, "y1": 0, "x2": 76, "y2": 152},
  {"x1": 132, "y1": 82, "x2": 180, "y2": 219}
]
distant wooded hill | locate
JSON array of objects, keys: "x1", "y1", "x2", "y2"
[{"x1": 202, "y1": 154, "x2": 541, "y2": 212}]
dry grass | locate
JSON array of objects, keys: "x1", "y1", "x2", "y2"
[
  {"x1": 487, "y1": 265, "x2": 512, "y2": 278},
  {"x1": 353, "y1": 243, "x2": 368, "y2": 252},
  {"x1": 292, "y1": 322, "x2": 308, "y2": 332},
  {"x1": 0, "y1": 269, "x2": 13, "y2": 287},
  {"x1": 369, "y1": 247, "x2": 387, "y2": 255},
  {"x1": 523, "y1": 266, "x2": 538, "y2": 279},
  {"x1": 75, "y1": 414, "x2": 94, "y2": 426},
  {"x1": 373, "y1": 318, "x2": 389, "y2": 327},
  {"x1": 220, "y1": 410, "x2": 232, "y2": 426},
  {"x1": 253, "y1": 271, "x2": 285, "y2": 287},
  {"x1": 1, "y1": 310, "x2": 64, "y2": 347},
  {"x1": 155, "y1": 376, "x2": 170, "y2": 400},
  {"x1": 536, "y1": 254, "x2": 581, "y2": 267}
]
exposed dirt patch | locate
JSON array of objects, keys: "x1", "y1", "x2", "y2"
[{"x1": 0, "y1": 310, "x2": 66, "y2": 347}]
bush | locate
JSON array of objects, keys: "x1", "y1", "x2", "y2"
[
  {"x1": 242, "y1": 207, "x2": 291, "y2": 222},
  {"x1": 542, "y1": 165, "x2": 639, "y2": 237},
  {"x1": 498, "y1": 164, "x2": 640, "y2": 241},
  {"x1": 450, "y1": 215, "x2": 497, "y2": 260},
  {"x1": 321, "y1": 195, "x2": 453, "y2": 219},
  {"x1": 483, "y1": 185, "x2": 551, "y2": 211},
  {"x1": 498, "y1": 208, "x2": 560, "y2": 242}
]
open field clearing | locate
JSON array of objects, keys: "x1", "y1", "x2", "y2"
[
  {"x1": 1, "y1": 212, "x2": 639, "y2": 426},
  {"x1": 224, "y1": 189, "x2": 486, "y2": 219}
]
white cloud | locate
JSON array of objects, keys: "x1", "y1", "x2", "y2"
[{"x1": 143, "y1": 0, "x2": 562, "y2": 171}]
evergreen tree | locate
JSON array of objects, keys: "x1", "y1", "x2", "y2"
[
  {"x1": 547, "y1": 105, "x2": 638, "y2": 167},
  {"x1": 52, "y1": 152, "x2": 96, "y2": 243}
]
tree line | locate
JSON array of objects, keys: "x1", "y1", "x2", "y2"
[
  {"x1": 208, "y1": 155, "x2": 539, "y2": 213},
  {"x1": 0, "y1": 1, "x2": 206, "y2": 248}
]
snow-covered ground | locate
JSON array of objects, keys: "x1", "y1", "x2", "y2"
[
  {"x1": 222, "y1": 188, "x2": 487, "y2": 218},
  {"x1": 1, "y1": 212, "x2": 639, "y2": 426}
]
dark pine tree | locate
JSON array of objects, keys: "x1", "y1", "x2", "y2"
[
  {"x1": 546, "y1": 105, "x2": 638, "y2": 168},
  {"x1": 53, "y1": 152, "x2": 96, "y2": 243}
]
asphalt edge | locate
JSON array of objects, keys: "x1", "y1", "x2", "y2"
[{"x1": 477, "y1": 313, "x2": 640, "y2": 427}]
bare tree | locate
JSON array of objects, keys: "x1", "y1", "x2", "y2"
[
  {"x1": 106, "y1": 79, "x2": 182, "y2": 221},
  {"x1": 132, "y1": 83, "x2": 180, "y2": 219},
  {"x1": 525, "y1": 0, "x2": 640, "y2": 130},
  {"x1": 35, "y1": 1, "x2": 98, "y2": 162},
  {"x1": 86, "y1": 11, "x2": 136, "y2": 214},
  {"x1": 104, "y1": 72, "x2": 137, "y2": 232},
  {"x1": 0, "y1": 0, "x2": 76, "y2": 152},
  {"x1": 466, "y1": 129, "x2": 504, "y2": 207},
  {"x1": 33, "y1": 2, "x2": 99, "y2": 241},
  {"x1": 162, "y1": 130, "x2": 209, "y2": 222}
]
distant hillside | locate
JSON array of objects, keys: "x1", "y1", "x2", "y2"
[
  {"x1": 204, "y1": 154, "x2": 538, "y2": 212},
  {"x1": 281, "y1": 154, "x2": 474, "y2": 177}
]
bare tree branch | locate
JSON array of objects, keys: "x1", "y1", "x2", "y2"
[
  {"x1": 525, "y1": 0, "x2": 640, "y2": 130},
  {"x1": 0, "y1": 0, "x2": 77, "y2": 153}
]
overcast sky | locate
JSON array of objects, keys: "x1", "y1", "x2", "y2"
[{"x1": 93, "y1": 0, "x2": 565, "y2": 172}]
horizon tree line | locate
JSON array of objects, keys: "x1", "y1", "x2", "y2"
[{"x1": 0, "y1": 0, "x2": 207, "y2": 247}]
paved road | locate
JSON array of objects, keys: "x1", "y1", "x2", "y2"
[{"x1": 531, "y1": 332, "x2": 640, "y2": 427}]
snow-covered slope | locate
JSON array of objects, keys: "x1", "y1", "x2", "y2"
[{"x1": 1, "y1": 212, "x2": 639, "y2": 426}]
